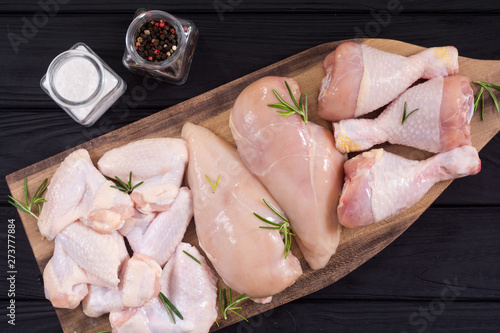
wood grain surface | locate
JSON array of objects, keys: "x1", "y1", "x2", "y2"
[{"x1": 5, "y1": 38, "x2": 500, "y2": 332}]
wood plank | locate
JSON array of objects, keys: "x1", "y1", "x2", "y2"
[
  {"x1": 4, "y1": 205, "x2": 499, "y2": 302},
  {"x1": 2, "y1": 13, "x2": 500, "y2": 110},
  {"x1": 6, "y1": 299, "x2": 500, "y2": 333},
  {"x1": 1, "y1": 0, "x2": 500, "y2": 14},
  {"x1": 5, "y1": 39, "x2": 500, "y2": 332}
]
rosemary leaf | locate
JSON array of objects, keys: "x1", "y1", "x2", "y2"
[
  {"x1": 482, "y1": 90, "x2": 485, "y2": 121},
  {"x1": 262, "y1": 199, "x2": 287, "y2": 221},
  {"x1": 475, "y1": 81, "x2": 500, "y2": 90},
  {"x1": 8, "y1": 177, "x2": 48, "y2": 220},
  {"x1": 159, "y1": 292, "x2": 183, "y2": 323},
  {"x1": 272, "y1": 88, "x2": 297, "y2": 112},
  {"x1": 8, "y1": 196, "x2": 38, "y2": 219},
  {"x1": 254, "y1": 199, "x2": 295, "y2": 259},
  {"x1": 108, "y1": 172, "x2": 143, "y2": 194},
  {"x1": 24, "y1": 177, "x2": 29, "y2": 207},
  {"x1": 205, "y1": 174, "x2": 221, "y2": 193},
  {"x1": 253, "y1": 212, "x2": 281, "y2": 226},
  {"x1": 474, "y1": 87, "x2": 484, "y2": 114},
  {"x1": 286, "y1": 81, "x2": 301, "y2": 109},
  {"x1": 484, "y1": 85, "x2": 500, "y2": 112},
  {"x1": 473, "y1": 81, "x2": 500, "y2": 120},
  {"x1": 130, "y1": 181, "x2": 144, "y2": 192},
  {"x1": 219, "y1": 288, "x2": 249, "y2": 321},
  {"x1": 268, "y1": 81, "x2": 309, "y2": 123},
  {"x1": 182, "y1": 250, "x2": 202, "y2": 265},
  {"x1": 230, "y1": 309, "x2": 249, "y2": 322},
  {"x1": 401, "y1": 102, "x2": 419, "y2": 125},
  {"x1": 259, "y1": 226, "x2": 281, "y2": 230}
]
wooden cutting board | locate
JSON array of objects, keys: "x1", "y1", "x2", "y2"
[{"x1": 6, "y1": 38, "x2": 500, "y2": 332}]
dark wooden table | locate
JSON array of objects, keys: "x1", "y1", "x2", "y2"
[{"x1": 1, "y1": 1, "x2": 500, "y2": 332}]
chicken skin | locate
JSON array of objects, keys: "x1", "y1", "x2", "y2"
[{"x1": 318, "y1": 42, "x2": 459, "y2": 121}]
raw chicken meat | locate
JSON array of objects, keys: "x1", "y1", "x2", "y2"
[
  {"x1": 43, "y1": 239, "x2": 105, "y2": 309},
  {"x1": 82, "y1": 254, "x2": 162, "y2": 317},
  {"x1": 119, "y1": 209, "x2": 157, "y2": 250},
  {"x1": 338, "y1": 146, "x2": 481, "y2": 228},
  {"x1": 110, "y1": 243, "x2": 218, "y2": 333},
  {"x1": 333, "y1": 76, "x2": 473, "y2": 153},
  {"x1": 318, "y1": 42, "x2": 459, "y2": 121},
  {"x1": 127, "y1": 188, "x2": 193, "y2": 267},
  {"x1": 39, "y1": 149, "x2": 134, "y2": 240},
  {"x1": 229, "y1": 76, "x2": 345, "y2": 270},
  {"x1": 57, "y1": 222, "x2": 129, "y2": 289},
  {"x1": 97, "y1": 138, "x2": 188, "y2": 213},
  {"x1": 182, "y1": 123, "x2": 302, "y2": 301}
]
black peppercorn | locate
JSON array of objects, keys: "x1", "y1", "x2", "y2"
[{"x1": 134, "y1": 18, "x2": 179, "y2": 63}]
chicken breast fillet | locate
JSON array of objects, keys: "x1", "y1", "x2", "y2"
[
  {"x1": 182, "y1": 123, "x2": 302, "y2": 301},
  {"x1": 229, "y1": 76, "x2": 345, "y2": 270}
]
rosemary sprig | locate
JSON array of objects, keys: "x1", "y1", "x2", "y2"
[
  {"x1": 205, "y1": 174, "x2": 221, "y2": 193},
  {"x1": 268, "y1": 81, "x2": 309, "y2": 123},
  {"x1": 183, "y1": 250, "x2": 202, "y2": 265},
  {"x1": 219, "y1": 288, "x2": 250, "y2": 322},
  {"x1": 107, "y1": 172, "x2": 144, "y2": 194},
  {"x1": 8, "y1": 177, "x2": 48, "y2": 220},
  {"x1": 401, "y1": 102, "x2": 419, "y2": 125},
  {"x1": 253, "y1": 199, "x2": 296, "y2": 259},
  {"x1": 473, "y1": 81, "x2": 500, "y2": 121},
  {"x1": 159, "y1": 292, "x2": 183, "y2": 324}
]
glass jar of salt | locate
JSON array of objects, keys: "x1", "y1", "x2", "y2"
[{"x1": 41, "y1": 43, "x2": 126, "y2": 126}]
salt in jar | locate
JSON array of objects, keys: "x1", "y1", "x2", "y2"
[{"x1": 41, "y1": 42, "x2": 126, "y2": 126}]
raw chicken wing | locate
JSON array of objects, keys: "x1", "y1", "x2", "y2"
[
  {"x1": 182, "y1": 123, "x2": 302, "y2": 301},
  {"x1": 230, "y1": 76, "x2": 345, "y2": 270},
  {"x1": 334, "y1": 76, "x2": 473, "y2": 153},
  {"x1": 338, "y1": 146, "x2": 481, "y2": 228},
  {"x1": 82, "y1": 254, "x2": 162, "y2": 317},
  {"x1": 57, "y1": 222, "x2": 129, "y2": 289},
  {"x1": 130, "y1": 187, "x2": 193, "y2": 267},
  {"x1": 119, "y1": 209, "x2": 157, "y2": 251},
  {"x1": 110, "y1": 243, "x2": 218, "y2": 333},
  {"x1": 43, "y1": 239, "x2": 105, "y2": 309},
  {"x1": 98, "y1": 138, "x2": 188, "y2": 213},
  {"x1": 39, "y1": 149, "x2": 134, "y2": 240},
  {"x1": 318, "y1": 42, "x2": 459, "y2": 121}
]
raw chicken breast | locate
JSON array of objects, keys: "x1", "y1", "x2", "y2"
[
  {"x1": 182, "y1": 123, "x2": 302, "y2": 300},
  {"x1": 131, "y1": 188, "x2": 193, "y2": 267},
  {"x1": 43, "y1": 239, "x2": 105, "y2": 309},
  {"x1": 318, "y1": 42, "x2": 459, "y2": 121},
  {"x1": 82, "y1": 254, "x2": 162, "y2": 317},
  {"x1": 39, "y1": 149, "x2": 134, "y2": 240},
  {"x1": 97, "y1": 138, "x2": 188, "y2": 213},
  {"x1": 333, "y1": 76, "x2": 473, "y2": 154},
  {"x1": 229, "y1": 76, "x2": 345, "y2": 270},
  {"x1": 110, "y1": 243, "x2": 218, "y2": 333},
  {"x1": 338, "y1": 146, "x2": 481, "y2": 228},
  {"x1": 57, "y1": 222, "x2": 129, "y2": 289}
]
